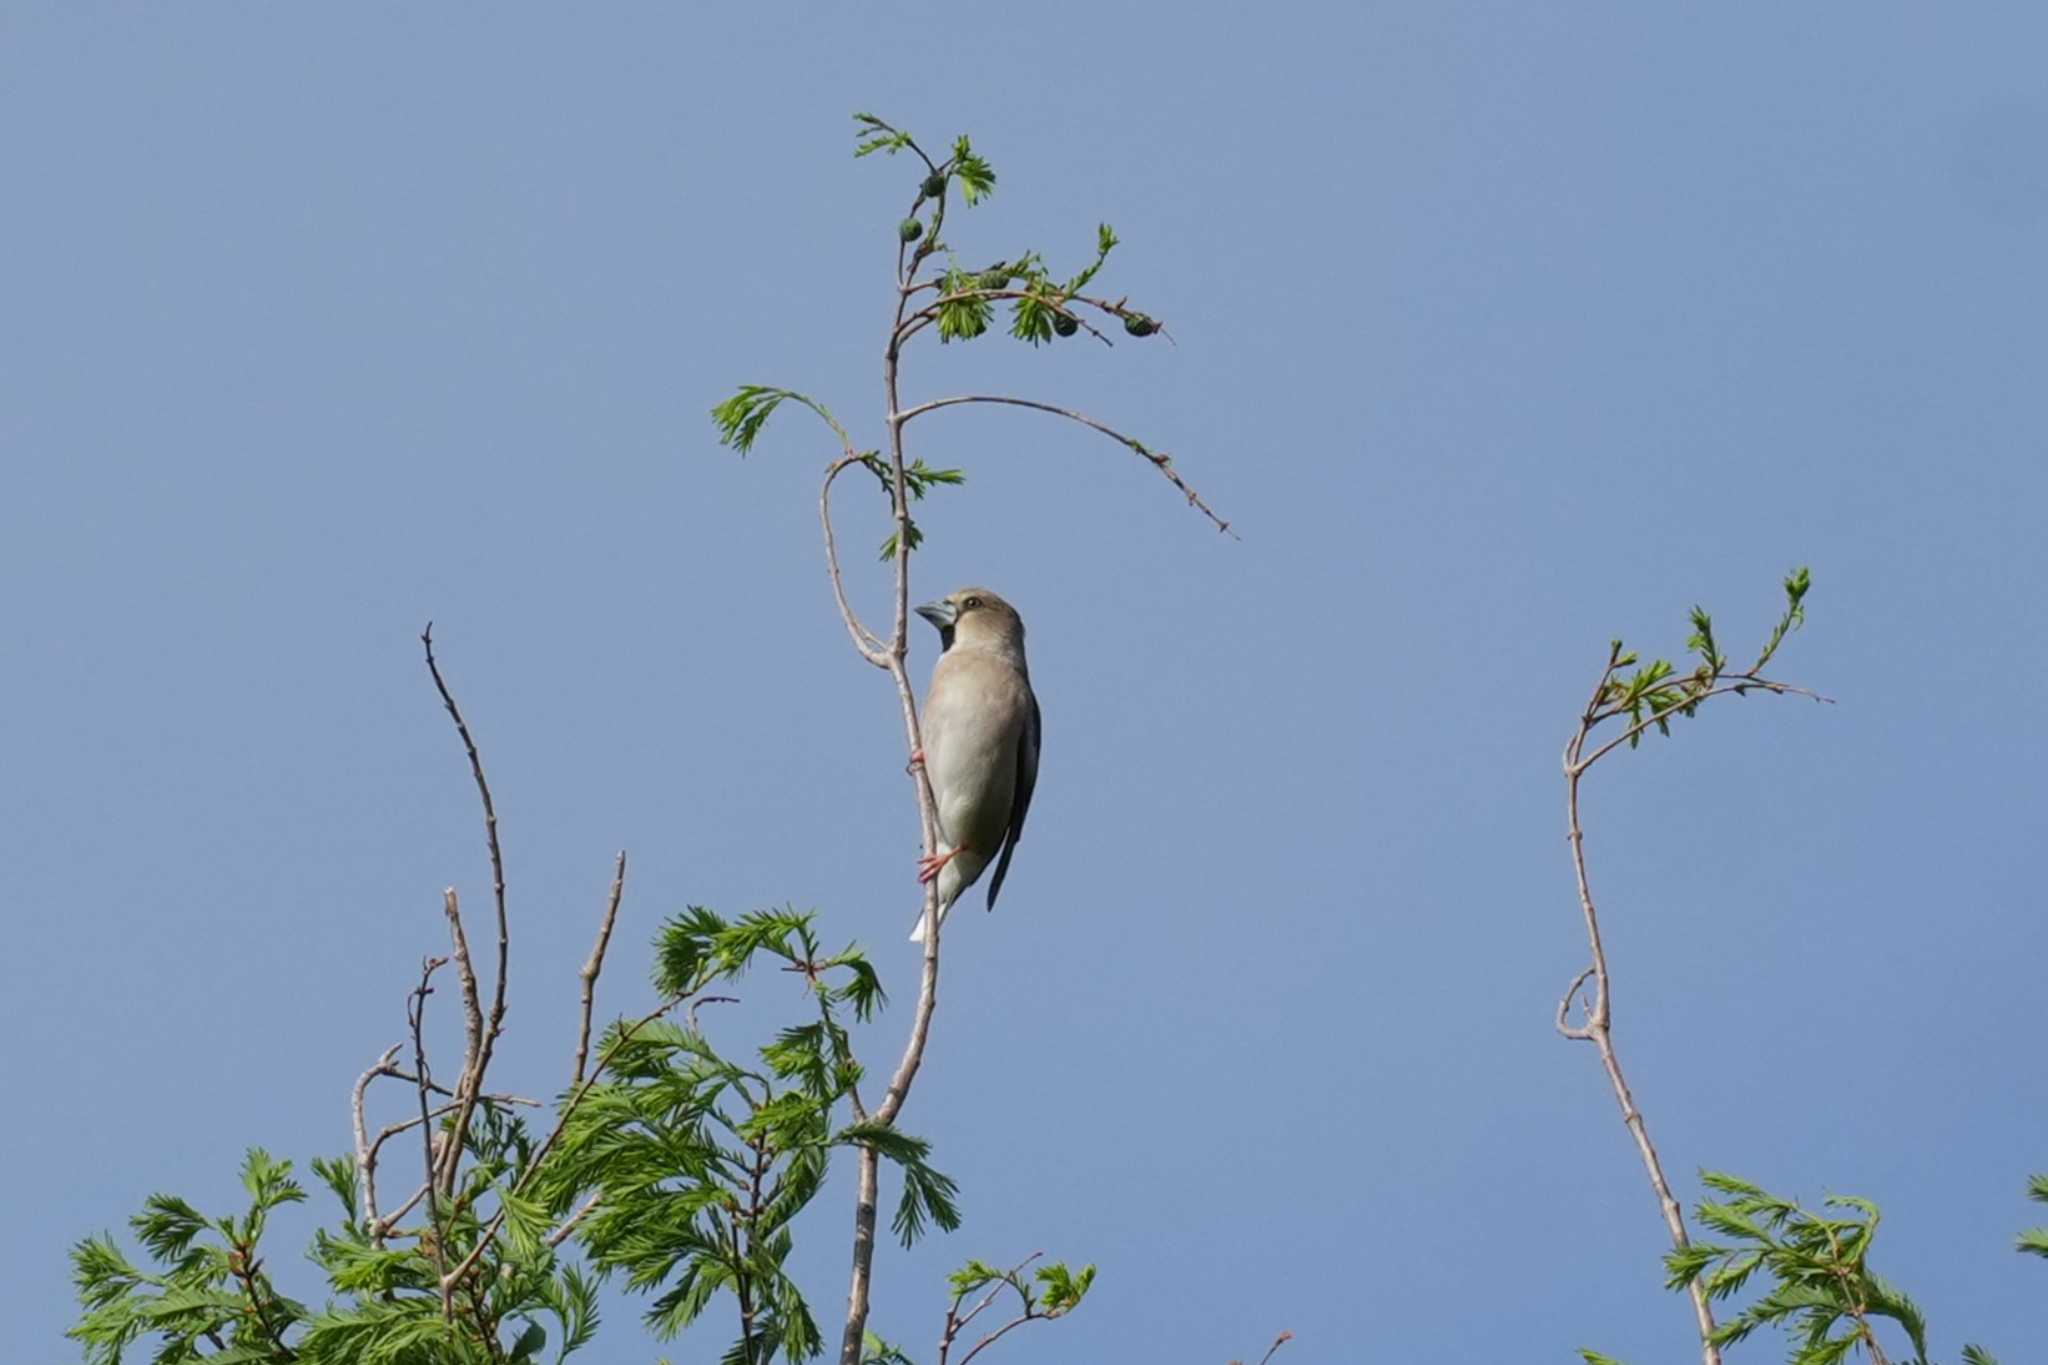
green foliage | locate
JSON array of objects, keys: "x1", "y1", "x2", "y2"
[
  {"x1": 861, "y1": 456, "x2": 964, "y2": 561},
  {"x1": 1598, "y1": 567, "x2": 1814, "y2": 749},
  {"x1": 948, "y1": 135, "x2": 996, "y2": 205},
  {"x1": 935, "y1": 265, "x2": 994, "y2": 342},
  {"x1": 861, "y1": 1330, "x2": 916, "y2": 1365},
  {"x1": 2015, "y1": 1172, "x2": 2048, "y2": 1259},
  {"x1": 69, "y1": 1148, "x2": 315, "y2": 1365},
  {"x1": 531, "y1": 907, "x2": 951, "y2": 1361},
  {"x1": 851, "y1": 113, "x2": 914, "y2": 160},
  {"x1": 1663, "y1": 1173, "x2": 1975, "y2": 1365}
]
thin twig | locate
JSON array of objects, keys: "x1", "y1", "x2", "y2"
[
  {"x1": 821, "y1": 453, "x2": 891, "y2": 667},
  {"x1": 1563, "y1": 744, "x2": 1719, "y2": 1364},
  {"x1": 421, "y1": 625, "x2": 512, "y2": 1198},
  {"x1": 1254, "y1": 1330, "x2": 1296, "y2": 1365},
  {"x1": 936, "y1": 1254, "x2": 1041, "y2": 1365},
  {"x1": 437, "y1": 887, "x2": 484, "y2": 1196},
  {"x1": 545, "y1": 1192, "x2": 602, "y2": 1249},
  {"x1": 374, "y1": 1180, "x2": 433, "y2": 1237},
  {"x1": 407, "y1": 956, "x2": 455, "y2": 1320},
  {"x1": 364, "y1": 1091, "x2": 537, "y2": 1189},
  {"x1": 892, "y1": 394, "x2": 1234, "y2": 537},
  {"x1": 353, "y1": 1044, "x2": 402, "y2": 1235},
  {"x1": 1574, "y1": 678, "x2": 1831, "y2": 773},
  {"x1": 573, "y1": 851, "x2": 627, "y2": 1086}
]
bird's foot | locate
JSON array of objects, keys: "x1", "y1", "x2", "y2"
[
  {"x1": 906, "y1": 746, "x2": 925, "y2": 773},
  {"x1": 916, "y1": 847, "x2": 961, "y2": 885}
]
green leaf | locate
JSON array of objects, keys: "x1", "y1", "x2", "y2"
[
  {"x1": 862, "y1": 1330, "x2": 916, "y2": 1365},
  {"x1": 879, "y1": 520, "x2": 922, "y2": 562},
  {"x1": 1034, "y1": 1261, "x2": 1095, "y2": 1316},
  {"x1": 710, "y1": 386, "x2": 788, "y2": 455},
  {"x1": 310, "y1": 1153, "x2": 360, "y2": 1222},
  {"x1": 240, "y1": 1147, "x2": 306, "y2": 1214},
  {"x1": 947, "y1": 1259, "x2": 1003, "y2": 1296},
  {"x1": 132, "y1": 1195, "x2": 210, "y2": 1261},
  {"x1": 852, "y1": 113, "x2": 914, "y2": 159},
  {"x1": 652, "y1": 906, "x2": 727, "y2": 996},
  {"x1": 949, "y1": 135, "x2": 996, "y2": 204},
  {"x1": 1578, "y1": 1352, "x2": 1629, "y2": 1365}
]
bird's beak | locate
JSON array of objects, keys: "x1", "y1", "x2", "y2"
[{"x1": 914, "y1": 599, "x2": 958, "y2": 630}]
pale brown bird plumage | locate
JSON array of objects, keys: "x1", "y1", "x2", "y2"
[{"x1": 909, "y1": 586, "x2": 1040, "y2": 942}]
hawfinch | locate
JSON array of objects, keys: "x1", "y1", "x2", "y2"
[{"x1": 908, "y1": 587, "x2": 1041, "y2": 942}]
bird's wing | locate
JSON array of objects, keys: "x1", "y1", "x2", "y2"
[{"x1": 985, "y1": 685, "x2": 1040, "y2": 911}]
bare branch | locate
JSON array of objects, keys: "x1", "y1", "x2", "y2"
[
  {"x1": 572, "y1": 851, "x2": 627, "y2": 1086},
  {"x1": 406, "y1": 955, "x2": 454, "y2": 1320},
  {"x1": 421, "y1": 626, "x2": 513, "y2": 1200},
  {"x1": 546, "y1": 1191, "x2": 602, "y2": 1250},
  {"x1": 353, "y1": 1044, "x2": 402, "y2": 1235},
  {"x1": 436, "y1": 887, "x2": 484, "y2": 1196},
  {"x1": 892, "y1": 394, "x2": 1234, "y2": 537},
  {"x1": 374, "y1": 1179, "x2": 432, "y2": 1237},
  {"x1": 1254, "y1": 1331, "x2": 1296, "y2": 1365},
  {"x1": 821, "y1": 453, "x2": 891, "y2": 667},
  {"x1": 1554, "y1": 966, "x2": 1596, "y2": 1042}
]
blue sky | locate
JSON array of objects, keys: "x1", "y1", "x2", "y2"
[{"x1": 4, "y1": 4, "x2": 2045, "y2": 1361}]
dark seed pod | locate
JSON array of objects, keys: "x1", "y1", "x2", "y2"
[
  {"x1": 921, "y1": 173, "x2": 948, "y2": 199},
  {"x1": 977, "y1": 269, "x2": 1010, "y2": 291},
  {"x1": 899, "y1": 218, "x2": 924, "y2": 243},
  {"x1": 1122, "y1": 313, "x2": 1157, "y2": 337},
  {"x1": 1051, "y1": 312, "x2": 1080, "y2": 337}
]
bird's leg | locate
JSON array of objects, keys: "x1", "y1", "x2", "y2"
[
  {"x1": 916, "y1": 846, "x2": 961, "y2": 885},
  {"x1": 906, "y1": 746, "x2": 925, "y2": 773}
]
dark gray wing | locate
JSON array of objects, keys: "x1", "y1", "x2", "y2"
[{"x1": 985, "y1": 686, "x2": 1040, "y2": 911}]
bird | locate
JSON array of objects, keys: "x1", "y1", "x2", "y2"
[{"x1": 907, "y1": 586, "x2": 1041, "y2": 943}]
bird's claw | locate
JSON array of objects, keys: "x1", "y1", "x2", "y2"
[{"x1": 916, "y1": 848, "x2": 959, "y2": 885}]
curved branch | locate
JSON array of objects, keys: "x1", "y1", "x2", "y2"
[
  {"x1": 893, "y1": 394, "x2": 1234, "y2": 537},
  {"x1": 353, "y1": 1044, "x2": 403, "y2": 1235},
  {"x1": 1575, "y1": 678, "x2": 1832, "y2": 773},
  {"x1": 420, "y1": 627, "x2": 511, "y2": 1198},
  {"x1": 1554, "y1": 966, "x2": 1596, "y2": 1042},
  {"x1": 821, "y1": 454, "x2": 890, "y2": 667}
]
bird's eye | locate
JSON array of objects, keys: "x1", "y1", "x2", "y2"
[{"x1": 963, "y1": 596, "x2": 983, "y2": 610}]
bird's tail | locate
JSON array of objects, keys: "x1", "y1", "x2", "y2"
[{"x1": 907, "y1": 899, "x2": 953, "y2": 944}]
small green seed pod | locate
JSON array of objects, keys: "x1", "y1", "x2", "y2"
[
  {"x1": 1122, "y1": 313, "x2": 1157, "y2": 337},
  {"x1": 1051, "y1": 312, "x2": 1080, "y2": 338},
  {"x1": 977, "y1": 269, "x2": 1010, "y2": 292},
  {"x1": 921, "y1": 173, "x2": 948, "y2": 199},
  {"x1": 899, "y1": 218, "x2": 924, "y2": 243}
]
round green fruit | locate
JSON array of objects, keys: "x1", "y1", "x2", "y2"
[
  {"x1": 1051, "y1": 312, "x2": 1080, "y2": 337},
  {"x1": 921, "y1": 173, "x2": 948, "y2": 199},
  {"x1": 898, "y1": 218, "x2": 924, "y2": 243},
  {"x1": 1122, "y1": 313, "x2": 1157, "y2": 337}
]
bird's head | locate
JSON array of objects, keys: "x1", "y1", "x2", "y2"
[{"x1": 915, "y1": 586, "x2": 1025, "y2": 658}]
